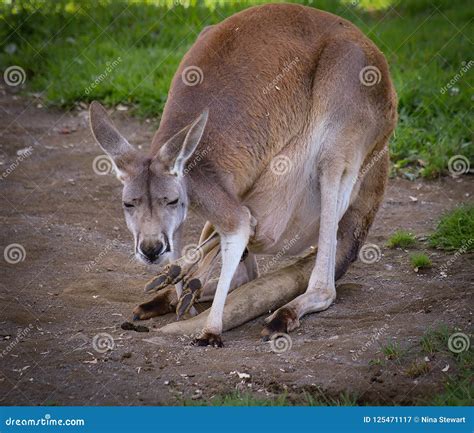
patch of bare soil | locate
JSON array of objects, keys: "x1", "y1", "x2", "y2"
[{"x1": 0, "y1": 92, "x2": 472, "y2": 405}]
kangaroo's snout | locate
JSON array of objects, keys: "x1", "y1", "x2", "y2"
[{"x1": 139, "y1": 240, "x2": 169, "y2": 263}]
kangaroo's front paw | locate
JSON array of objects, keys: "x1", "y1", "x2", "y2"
[
  {"x1": 176, "y1": 278, "x2": 202, "y2": 319},
  {"x1": 133, "y1": 290, "x2": 176, "y2": 320},
  {"x1": 261, "y1": 307, "x2": 300, "y2": 340},
  {"x1": 144, "y1": 264, "x2": 183, "y2": 293},
  {"x1": 192, "y1": 332, "x2": 223, "y2": 348}
]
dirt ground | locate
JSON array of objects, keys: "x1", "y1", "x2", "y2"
[{"x1": 0, "y1": 91, "x2": 472, "y2": 406}]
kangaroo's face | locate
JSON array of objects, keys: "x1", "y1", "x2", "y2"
[
  {"x1": 89, "y1": 101, "x2": 208, "y2": 265},
  {"x1": 121, "y1": 158, "x2": 187, "y2": 264}
]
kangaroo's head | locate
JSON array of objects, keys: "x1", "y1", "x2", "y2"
[{"x1": 89, "y1": 101, "x2": 208, "y2": 265}]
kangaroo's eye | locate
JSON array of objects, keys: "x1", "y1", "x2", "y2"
[
  {"x1": 123, "y1": 202, "x2": 135, "y2": 208},
  {"x1": 167, "y1": 198, "x2": 179, "y2": 206}
]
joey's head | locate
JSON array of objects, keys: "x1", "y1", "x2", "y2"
[{"x1": 89, "y1": 101, "x2": 208, "y2": 265}]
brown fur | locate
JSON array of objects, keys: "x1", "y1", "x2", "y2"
[{"x1": 90, "y1": 3, "x2": 397, "y2": 343}]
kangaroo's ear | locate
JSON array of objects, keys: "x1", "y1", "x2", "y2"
[
  {"x1": 89, "y1": 101, "x2": 137, "y2": 181},
  {"x1": 159, "y1": 109, "x2": 208, "y2": 176}
]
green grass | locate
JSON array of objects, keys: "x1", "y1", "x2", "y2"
[
  {"x1": 387, "y1": 230, "x2": 417, "y2": 248},
  {"x1": 382, "y1": 341, "x2": 403, "y2": 360},
  {"x1": 184, "y1": 392, "x2": 289, "y2": 406},
  {"x1": 369, "y1": 358, "x2": 385, "y2": 366},
  {"x1": 420, "y1": 325, "x2": 451, "y2": 355},
  {"x1": 1, "y1": 0, "x2": 473, "y2": 177},
  {"x1": 430, "y1": 353, "x2": 473, "y2": 406},
  {"x1": 410, "y1": 252, "x2": 432, "y2": 270},
  {"x1": 418, "y1": 326, "x2": 473, "y2": 405},
  {"x1": 183, "y1": 390, "x2": 357, "y2": 406},
  {"x1": 405, "y1": 359, "x2": 431, "y2": 378},
  {"x1": 429, "y1": 205, "x2": 474, "y2": 251}
]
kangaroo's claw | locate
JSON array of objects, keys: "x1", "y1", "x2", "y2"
[
  {"x1": 192, "y1": 332, "x2": 223, "y2": 348},
  {"x1": 176, "y1": 278, "x2": 202, "y2": 319},
  {"x1": 144, "y1": 264, "x2": 183, "y2": 293}
]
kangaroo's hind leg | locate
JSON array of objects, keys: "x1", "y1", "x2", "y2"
[
  {"x1": 334, "y1": 143, "x2": 389, "y2": 280},
  {"x1": 262, "y1": 138, "x2": 390, "y2": 337}
]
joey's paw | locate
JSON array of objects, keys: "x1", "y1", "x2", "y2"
[{"x1": 192, "y1": 332, "x2": 223, "y2": 348}]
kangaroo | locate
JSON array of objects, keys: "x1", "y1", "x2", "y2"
[{"x1": 89, "y1": 3, "x2": 397, "y2": 347}]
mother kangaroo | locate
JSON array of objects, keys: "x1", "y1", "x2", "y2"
[{"x1": 89, "y1": 3, "x2": 397, "y2": 347}]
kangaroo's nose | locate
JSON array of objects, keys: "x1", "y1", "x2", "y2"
[{"x1": 139, "y1": 241, "x2": 164, "y2": 262}]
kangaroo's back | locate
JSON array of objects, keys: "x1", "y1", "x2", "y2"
[{"x1": 151, "y1": 3, "x2": 395, "y2": 194}]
